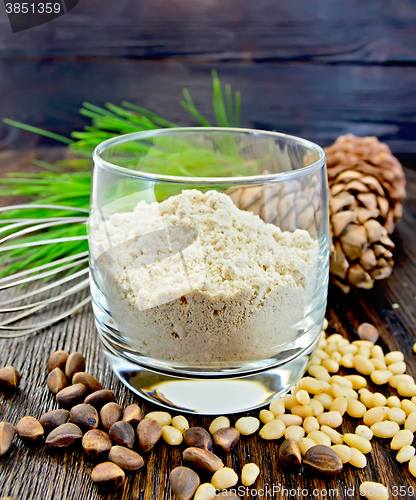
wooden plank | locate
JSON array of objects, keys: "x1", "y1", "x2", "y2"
[
  {"x1": 0, "y1": 0, "x2": 416, "y2": 62},
  {"x1": 1, "y1": 60, "x2": 416, "y2": 158},
  {"x1": 1, "y1": 150, "x2": 416, "y2": 499}
]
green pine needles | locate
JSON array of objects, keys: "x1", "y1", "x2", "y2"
[{"x1": 0, "y1": 70, "x2": 242, "y2": 276}]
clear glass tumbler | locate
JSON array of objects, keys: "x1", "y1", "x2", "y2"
[{"x1": 89, "y1": 128, "x2": 329, "y2": 414}]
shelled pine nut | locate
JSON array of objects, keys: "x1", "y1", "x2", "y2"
[
  {"x1": 331, "y1": 445, "x2": 352, "y2": 464},
  {"x1": 307, "y1": 430, "x2": 331, "y2": 447},
  {"x1": 259, "y1": 420, "x2": 285, "y2": 440},
  {"x1": 303, "y1": 417, "x2": 319, "y2": 435},
  {"x1": 309, "y1": 399, "x2": 324, "y2": 417},
  {"x1": 330, "y1": 397, "x2": 348, "y2": 416},
  {"x1": 344, "y1": 375, "x2": 366, "y2": 390},
  {"x1": 342, "y1": 434, "x2": 372, "y2": 454},
  {"x1": 284, "y1": 426, "x2": 305, "y2": 442},
  {"x1": 295, "y1": 390, "x2": 310, "y2": 406},
  {"x1": 372, "y1": 393, "x2": 387, "y2": 407},
  {"x1": 208, "y1": 416, "x2": 229, "y2": 435},
  {"x1": 259, "y1": 410, "x2": 275, "y2": 424},
  {"x1": 269, "y1": 398, "x2": 285, "y2": 416},
  {"x1": 386, "y1": 396, "x2": 401, "y2": 408},
  {"x1": 405, "y1": 412, "x2": 416, "y2": 432},
  {"x1": 387, "y1": 407, "x2": 406, "y2": 425},
  {"x1": 390, "y1": 429, "x2": 414, "y2": 450},
  {"x1": 401, "y1": 399, "x2": 416, "y2": 416},
  {"x1": 397, "y1": 445, "x2": 415, "y2": 463},
  {"x1": 348, "y1": 448, "x2": 367, "y2": 468},
  {"x1": 355, "y1": 425, "x2": 373, "y2": 441},
  {"x1": 275, "y1": 414, "x2": 303, "y2": 427},
  {"x1": 320, "y1": 425, "x2": 343, "y2": 445},
  {"x1": 313, "y1": 394, "x2": 334, "y2": 410},
  {"x1": 371, "y1": 421, "x2": 400, "y2": 438},
  {"x1": 346, "y1": 399, "x2": 366, "y2": 418}
]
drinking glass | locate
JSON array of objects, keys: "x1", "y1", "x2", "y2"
[{"x1": 89, "y1": 128, "x2": 329, "y2": 414}]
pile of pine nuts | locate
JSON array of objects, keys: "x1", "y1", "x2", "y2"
[{"x1": 2, "y1": 318, "x2": 416, "y2": 499}]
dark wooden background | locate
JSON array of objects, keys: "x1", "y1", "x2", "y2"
[{"x1": 0, "y1": 0, "x2": 415, "y2": 162}]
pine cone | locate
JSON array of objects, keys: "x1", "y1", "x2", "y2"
[
  {"x1": 326, "y1": 134, "x2": 406, "y2": 293},
  {"x1": 226, "y1": 134, "x2": 406, "y2": 294}
]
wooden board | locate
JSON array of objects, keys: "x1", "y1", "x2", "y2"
[
  {"x1": 1, "y1": 149, "x2": 416, "y2": 499},
  {"x1": 0, "y1": 0, "x2": 416, "y2": 158},
  {"x1": 1, "y1": 60, "x2": 416, "y2": 161},
  {"x1": 0, "y1": 0, "x2": 416, "y2": 62}
]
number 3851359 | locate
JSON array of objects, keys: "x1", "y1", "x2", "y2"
[{"x1": 5, "y1": 3, "x2": 61, "y2": 14}]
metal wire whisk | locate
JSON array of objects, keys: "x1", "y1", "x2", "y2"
[{"x1": 0, "y1": 204, "x2": 90, "y2": 338}]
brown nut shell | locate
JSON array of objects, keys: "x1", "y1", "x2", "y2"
[
  {"x1": 69, "y1": 404, "x2": 99, "y2": 431},
  {"x1": 122, "y1": 404, "x2": 143, "y2": 427},
  {"x1": 212, "y1": 427, "x2": 240, "y2": 452},
  {"x1": 169, "y1": 466, "x2": 200, "y2": 500},
  {"x1": 278, "y1": 438, "x2": 302, "y2": 466},
  {"x1": 137, "y1": 418, "x2": 162, "y2": 452},
  {"x1": 303, "y1": 444, "x2": 343, "y2": 475},
  {"x1": 82, "y1": 429, "x2": 112, "y2": 459},
  {"x1": 56, "y1": 383, "x2": 88, "y2": 408},
  {"x1": 45, "y1": 423, "x2": 83, "y2": 448},
  {"x1": 84, "y1": 389, "x2": 115, "y2": 408},
  {"x1": 109, "y1": 446, "x2": 144, "y2": 471},
  {"x1": 16, "y1": 416, "x2": 44, "y2": 441},
  {"x1": 0, "y1": 366, "x2": 20, "y2": 389},
  {"x1": 183, "y1": 427, "x2": 213, "y2": 451},
  {"x1": 109, "y1": 421, "x2": 135, "y2": 449},
  {"x1": 47, "y1": 367, "x2": 67, "y2": 394},
  {"x1": 65, "y1": 352, "x2": 86, "y2": 379},
  {"x1": 47, "y1": 350, "x2": 69, "y2": 372},
  {"x1": 72, "y1": 372, "x2": 102, "y2": 392},
  {"x1": 182, "y1": 447, "x2": 224, "y2": 473},
  {"x1": 39, "y1": 410, "x2": 70, "y2": 432},
  {"x1": 0, "y1": 422, "x2": 16, "y2": 456},
  {"x1": 100, "y1": 402, "x2": 123, "y2": 431},
  {"x1": 91, "y1": 462, "x2": 125, "y2": 490}
]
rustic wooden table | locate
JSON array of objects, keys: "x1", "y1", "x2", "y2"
[{"x1": 1, "y1": 149, "x2": 416, "y2": 500}]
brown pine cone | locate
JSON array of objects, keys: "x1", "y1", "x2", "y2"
[{"x1": 325, "y1": 134, "x2": 406, "y2": 293}]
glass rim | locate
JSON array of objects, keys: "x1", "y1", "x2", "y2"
[{"x1": 93, "y1": 127, "x2": 326, "y2": 185}]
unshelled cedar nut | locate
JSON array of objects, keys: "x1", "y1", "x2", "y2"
[
  {"x1": 65, "y1": 352, "x2": 85, "y2": 379},
  {"x1": 169, "y1": 466, "x2": 200, "y2": 500},
  {"x1": 45, "y1": 423, "x2": 82, "y2": 448},
  {"x1": 39, "y1": 410, "x2": 69, "y2": 432},
  {"x1": 137, "y1": 419, "x2": 162, "y2": 452},
  {"x1": 72, "y1": 372, "x2": 102, "y2": 392},
  {"x1": 69, "y1": 404, "x2": 99, "y2": 431},
  {"x1": 47, "y1": 367, "x2": 67, "y2": 394},
  {"x1": 56, "y1": 384, "x2": 88, "y2": 408},
  {"x1": 84, "y1": 389, "x2": 115, "y2": 408},
  {"x1": 109, "y1": 421, "x2": 135, "y2": 449},
  {"x1": 122, "y1": 404, "x2": 143, "y2": 427},
  {"x1": 47, "y1": 351, "x2": 69, "y2": 372},
  {"x1": 82, "y1": 429, "x2": 112, "y2": 459},
  {"x1": 109, "y1": 446, "x2": 144, "y2": 471},
  {"x1": 16, "y1": 417, "x2": 44, "y2": 441},
  {"x1": 303, "y1": 445, "x2": 343, "y2": 475},
  {"x1": 212, "y1": 427, "x2": 240, "y2": 452},
  {"x1": 279, "y1": 438, "x2": 302, "y2": 466},
  {"x1": 0, "y1": 422, "x2": 16, "y2": 456},
  {"x1": 0, "y1": 366, "x2": 20, "y2": 389},
  {"x1": 91, "y1": 462, "x2": 125, "y2": 490},
  {"x1": 100, "y1": 403, "x2": 123, "y2": 431},
  {"x1": 183, "y1": 427, "x2": 213, "y2": 451},
  {"x1": 182, "y1": 447, "x2": 224, "y2": 473}
]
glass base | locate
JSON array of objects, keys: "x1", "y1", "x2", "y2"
[{"x1": 103, "y1": 337, "x2": 319, "y2": 415}]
